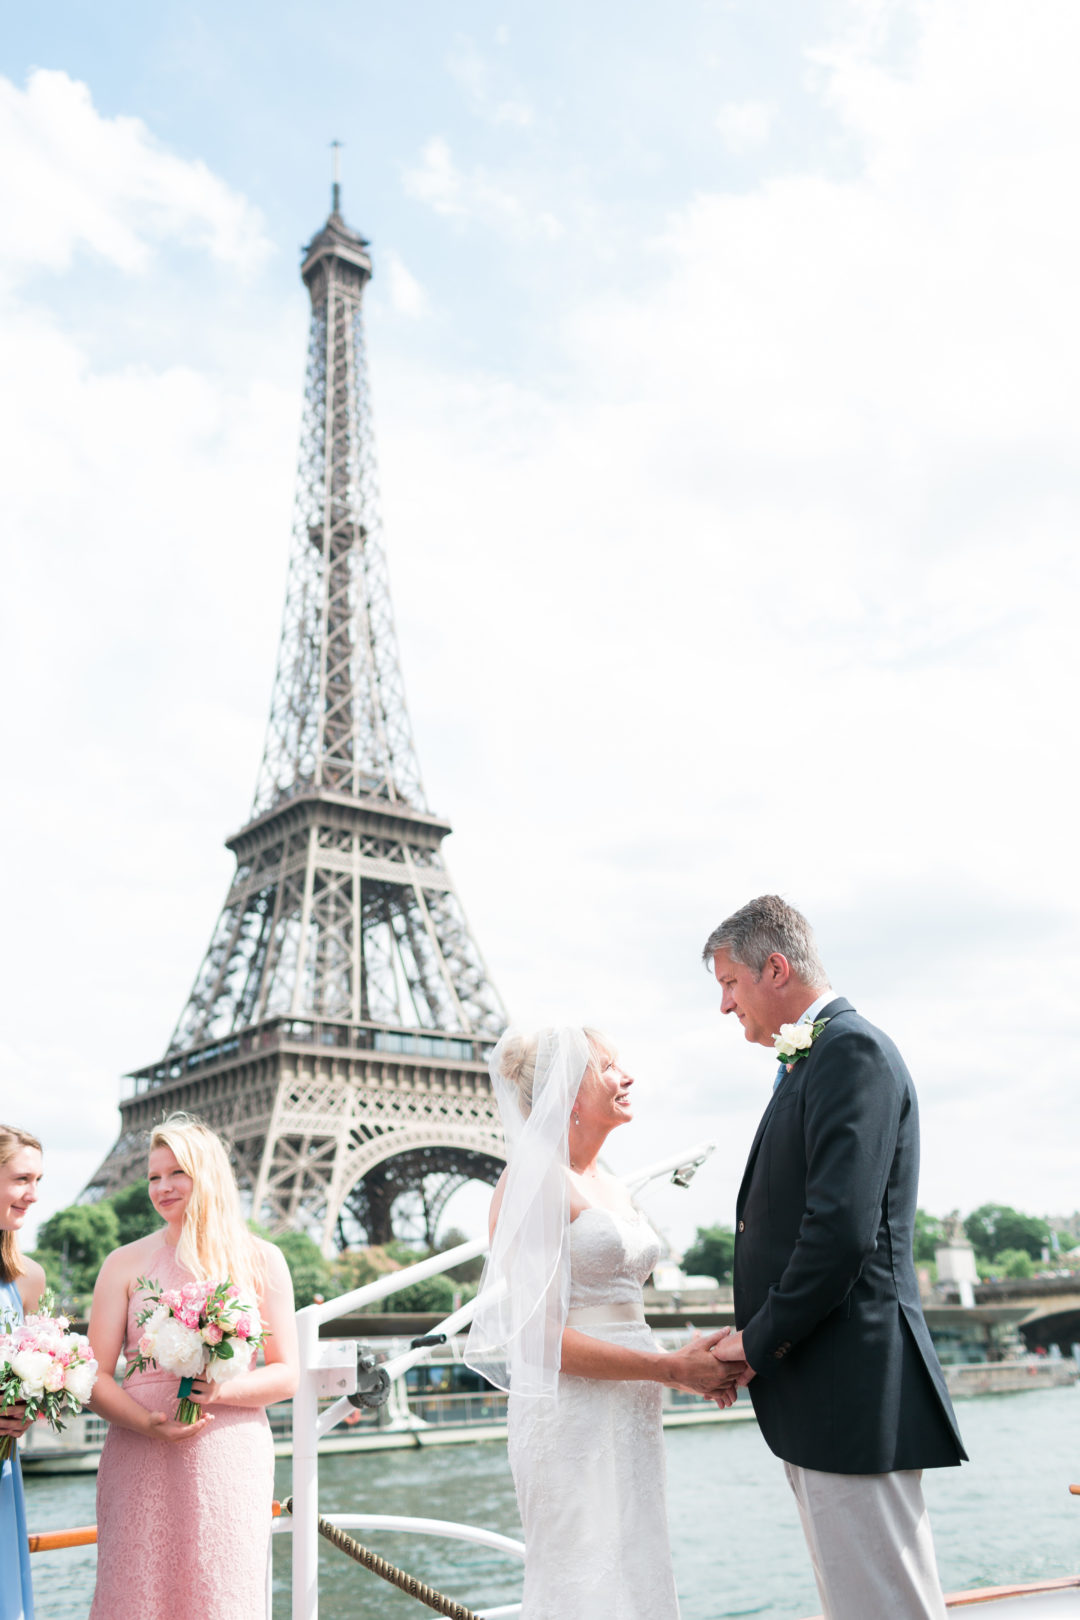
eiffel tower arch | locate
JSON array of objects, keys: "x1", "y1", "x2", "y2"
[{"x1": 87, "y1": 179, "x2": 509, "y2": 1251}]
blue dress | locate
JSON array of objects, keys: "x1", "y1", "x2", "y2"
[{"x1": 0, "y1": 1278, "x2": 34, "y2": 1620}]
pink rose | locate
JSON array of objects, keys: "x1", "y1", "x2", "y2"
[
  {"x1": 201, "y1": 1323, "x2": 223, "y2": 1345},
  {"x1": 138, "y1": 1335, "x2": 155, "y2": 1359},
  {"x1": 232, "y1": 1317, "x2": 252, "y2": 1339}
]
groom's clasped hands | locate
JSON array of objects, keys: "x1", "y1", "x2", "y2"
[{"x1": 667, "y1": 1327, "x2": 755, "y2": 1408}]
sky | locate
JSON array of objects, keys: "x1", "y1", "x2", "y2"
[{"x1": 2, "y1": 0, "x2": 1078, "y2": 1257}]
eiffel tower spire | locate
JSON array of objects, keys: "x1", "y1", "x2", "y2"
[{"x1": 87, "y1": 182, "x2": 508, "y2": 1249}]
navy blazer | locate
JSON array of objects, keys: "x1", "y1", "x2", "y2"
[{"x1": 735, "y1": 999, "x2": 967, "y2": 1474}]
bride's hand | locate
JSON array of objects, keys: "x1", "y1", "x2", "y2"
[{"x1": 145, "y1": 1410, "x2": 213, "y2": 1441}]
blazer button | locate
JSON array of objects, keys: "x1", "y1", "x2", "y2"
[{"x1": 738, "y1": 1220, "x2": 745, "y2": 1233}]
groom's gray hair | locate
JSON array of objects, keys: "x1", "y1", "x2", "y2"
[{"x1": 702, "y1": 895, "x2": 828, "y2": 986}]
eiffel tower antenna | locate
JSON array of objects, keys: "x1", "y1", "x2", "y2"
[
  {"x1": 87, "y1": 176, "x2": 509, "y2": 1250},
  {"x1": 330, "y1": 139, "x2": 342, "y2": 216}
]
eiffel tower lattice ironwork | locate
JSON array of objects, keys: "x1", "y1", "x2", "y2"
[{"x1": 87, "y1": 184, "x2": 509, "y2": 1250}]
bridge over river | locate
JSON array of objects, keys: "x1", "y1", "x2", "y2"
[
  {"x1": 950, "y1": 1275, "x2": 1080, "y2": 1353},
  {"x1": 327, "y1": 1274, "x2": 1080, "y2": 1366}
]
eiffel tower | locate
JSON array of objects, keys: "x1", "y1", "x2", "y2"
[{"x1": 87, "y1": 174, "x2": 509, "y2": 1251}]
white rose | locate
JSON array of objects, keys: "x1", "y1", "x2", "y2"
[
  {"x1": 206, "y1": 1343, "x2": 255, "y2": 1384},
  {"x1": 142, "y1": 1305, "x2": 169, "y2": 1337},
  {"x1": 774, "y1": 1022, "x2": 816, "y2": 1058},
  {"x1": 63, "y1": 1359, "x2": 98, "y2": 1406},
  {"x1": 150, "y1": 1319, "x2": 207, "y2": 1379},
  {"x1": 10, "y1": 1349, "x2": 51, "y2": 1400}
]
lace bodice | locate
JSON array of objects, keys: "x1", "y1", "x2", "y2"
[{"x1": 567, "y1": 1207, "x2": 660, "y2": 1309}]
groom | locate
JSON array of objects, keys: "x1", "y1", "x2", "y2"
[{"x1": 703, "y1": 895, "x2": 965, "y2": 1620}]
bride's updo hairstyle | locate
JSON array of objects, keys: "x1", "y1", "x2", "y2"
[
  {"x1": 151, "y1": 1114, "x2": 263, "y2": 1296},
  {"x1": 500, "y1": 1027, "x2": 615, "y2": 1118},
  {"x1": 0, "y1": 1123, "x2": 41, "y2": 1283}
]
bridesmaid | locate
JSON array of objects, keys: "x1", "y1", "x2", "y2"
[
  {"x1": 88, "y1": 1115, "x2": 299, "y2": 1620},
  {"x1": 0, "y1": 1124, "x2": 46, "y2": 1620}
]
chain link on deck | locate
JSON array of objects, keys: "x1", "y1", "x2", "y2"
[{"x1": 282, "y1": 1497, "x2": 482, "y2": 1620}]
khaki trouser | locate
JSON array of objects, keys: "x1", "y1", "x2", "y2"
[{"x1": 784, "y1": 1462, "x2": 948, "y2": 1620}]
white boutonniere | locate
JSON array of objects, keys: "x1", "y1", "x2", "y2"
[{"x1": 773, "y1": 1017, "x2": 830, "y2": 1066}]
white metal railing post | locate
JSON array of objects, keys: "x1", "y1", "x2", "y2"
[{"x1": 292, "y1": 1304, "x2": 322, "y2": 1620}]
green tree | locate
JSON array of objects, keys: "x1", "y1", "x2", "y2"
[
  {"x1": 383, "y1": 1240, "x2": 427, "y2": 1268},
  {"x1": 992, "y1": 1248, "x2": 1035, "y2": 1279},
  {"x1": 913, "y1": 1209, "x2": 945, "y2": 1264},
  {"x1": 388, "y1": 1274, "x2": 457, "y2": 1314},
  {"x1": 330, "y1": 1250, "x2": 382, "y2": 1296},
  {"x1": 272, "y1": 1231, "x2": 334, "y2": 1310},
  {"x1": 434, "y1": 1226, "x2": 486, "y2": 1285},
  {"x1": 681, "y1": 1225, "x2": 736, "y2": 1285},
  {"x1": 964, "y1": 1205, "x2": 1049, "y2": 1262},
  {"x1": 106, "y1": 1181, "x2": 159, "y2": 1246},
  {"x1": 33, "y1": 1202, "x2": 120, "y2": 1308}
]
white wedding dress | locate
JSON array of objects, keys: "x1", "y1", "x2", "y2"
[{"x1": 507, "y1": 1207, "x2": 681, "y2": 1619}]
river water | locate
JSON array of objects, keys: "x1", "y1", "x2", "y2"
[{"x1": 24, "y1": 1385, "x2": 1080, "y2": 1618}]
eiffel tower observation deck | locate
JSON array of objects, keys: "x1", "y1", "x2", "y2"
[{"x1": 87, "y1": 177, "x2": 509, "y2": 1251}]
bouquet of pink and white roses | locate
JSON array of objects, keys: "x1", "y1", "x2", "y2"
[
  {"x1": 125, "y1": 1277, "x2": 266, "y2": 1423},
  {"x1": 0, "y1": 1299, "x2": 99, "y2": 1461}
]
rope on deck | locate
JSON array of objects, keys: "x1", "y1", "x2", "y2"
[{"x1": 282, "y1": 1497, "x2": 482, "y2": 1620}]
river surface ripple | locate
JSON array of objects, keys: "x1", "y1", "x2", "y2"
[{"x1": 23, "y1": 1384, "x2": 1080, "y2": 1619}]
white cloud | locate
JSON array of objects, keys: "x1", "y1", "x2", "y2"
[
  {"x1": 715, "y1": 98, "x2": 776, "y2": 152},
  {"x1": 0, "y1": 69, "x2": 271, "y2": 280},
  {"x1": 384, "y1": 250, "x2": 430, "y2": 318},
  {"x1": 403, "y1": 136, "x2": 563, "y2": 240},
  {"x1": 448, "y1": 38, "x2": 534, "y2": 127}
]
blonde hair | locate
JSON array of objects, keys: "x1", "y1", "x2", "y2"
[
  {"x1": 0, "y1": 1124, "x2": 42, "y2": 1284},
  {"x1": 500, "y1": 1027, "x2": 615, "y2": 1116},
  {"x1": 150, "y1": 1115, "x2": 263, "y2": 1296}
]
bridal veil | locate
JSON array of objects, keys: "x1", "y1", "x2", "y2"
[{"x1": 464, "y1": 1026, "x2": 590, "y2": 1401}]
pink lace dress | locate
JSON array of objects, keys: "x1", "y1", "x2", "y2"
[{"x1": 90, "y1": 1243, "x2": 275, "y2": 1620}]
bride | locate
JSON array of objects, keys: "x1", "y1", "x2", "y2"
[{"x1": 465, "y1": 1027, "x2": 737, "y2": 1620}]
